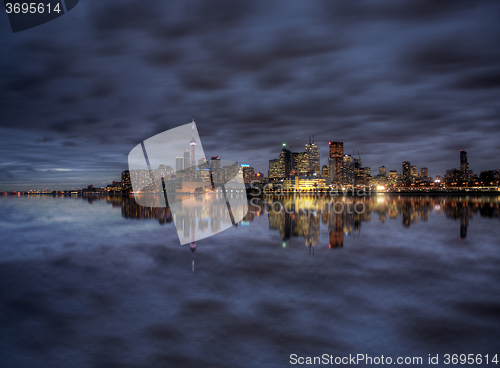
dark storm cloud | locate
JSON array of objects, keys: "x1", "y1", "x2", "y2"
[
  {"x1": 143, "y1": 50, "x2": 182, "y2": 68},
  {"x1": 454, "y1": 69, "x2": 500, "y2": 90},
  {"x1": 1, "y1": 0, "x2": 500, "y2": 190},
  {"x1": 320, "y1": 0, "x2": 482, "y2": 23}
]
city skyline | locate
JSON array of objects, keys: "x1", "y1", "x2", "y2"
[{"x1": 1, "y1": 1, "x2": 500, "y2": 191}]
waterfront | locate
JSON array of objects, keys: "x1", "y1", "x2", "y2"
[{"x1": 0, "y1": 195, "x2": 499, "y2": 367}]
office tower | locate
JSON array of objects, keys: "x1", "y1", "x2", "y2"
[
  {"x1": 388, "y1": 170, "x2": 398, "y2": 185},
  {"x1": 353, "y1": 156, "x2": 363, "y2": 185},
  {"x1": 305, "y1": 136, "x2": 320, "y2": 175},
  {"x1": 176, "y1": 157, "x2": 184, "y2": 173},
  {"x1": 223, "y1": 161, "x2": 239, "y2": 183},
  {"x1": 255, "y1": 172, "x2": 265, "y2": 182},
  {"x1": 328, "y1": 158, "x2": 336, "y2": 182},
  {"x1": 198, "y1": 157, "x2": 209, "y2": 169},
  {"x1": 411, "y1": 165, "x2": 417, "y2": 180},
  {"x1": 198, "y1": 158, "x2": 210, "y2": 182},
  {"x1": 156, "y1": 165, "x2": 174, "y2": 182},
  {"x1": 419, "y1": 167, "x2": 429, "y2": 179},
  {"x1": 210, "y1": 156, "x2": 222, "y2": 183},
  {"x1": 379, "y1": 166, "x2": 386, "y2": 177},
  {"x1": 269, "y1": 159, "x2": 280, "y2": 179},
  {"x1": 329, "y1": 141, "x2": 343, "y2": 183},
  {"x1": 292, "y1": 152, "x2": 308, "y2": 175},
  {"x1": 241, "y1": 165, "x2": 255, "y2": 184},
  {"x1": 402, "y1": 161, "x2": 410, "y2": 183},
  {"x1": 121, "y1": 170, "x2": 131, "y2": 190},
  {"x1": 189, "y1": 118, "x2": 197, "y2": 166},
  {"x1": 184, "y1": 149, "x2": 190, "y2": 170},
  {"x1": 342, "y1": 155, "x2": 354, "y2": 185},
  {"x1": 279, "y1": 147, "x2": 292, "y2": 178},
  {"x1": 321, "y1": 165, "x2": 328, "y2": 177},
  {"x1": 460, "y1": 150, "x2": 469, "y2": 182}
]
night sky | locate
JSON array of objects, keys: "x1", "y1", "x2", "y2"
[{"x1": 1, "y1": 0, "x2": 499, "y2": 191}]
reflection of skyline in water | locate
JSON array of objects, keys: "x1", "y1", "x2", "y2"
[
  {"x1": 70, "y1": 194, "x2": 500, "y2": 246},
  {"x1": 257, "y1": 196, "x2": 500, "y2": 247}
]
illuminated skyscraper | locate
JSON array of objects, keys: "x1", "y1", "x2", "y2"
[
  {"x1": 402, "y1": 161, "x2": 410, "y2": 184},
  {"x1": 388, "y1": 170, "x2": 399, "y2": 185},
  {"x1": 419, "y1": 167, "x2": 429, "y2": 179},
  {"x1": 241, "y1": 165, "x2": 255, "y2": 184},
  {"x1": 321, "y1": 165, "x2": 328, "y2": 177},
  {"x1": 411, "y1": 165, "x2": 418, "y2": 180},
  {"x1": 121, "y1": 170, "x2": 131, "y2": 190},
  {"x1": 460, "y1": 150, "x2": 469, "y2": 182},
  {"x1": 342, "y1": 155, "x2": 354, "y2": 185},
  {"x1": 269, "y1": 159, "x2": 280, "y2": 179},
  {"x1": 329, "y1": 141, "x2": 343, "y2": 183},
  {"x1": 379, "y1": 166, "x2": 386, "y2": 177},
  {"x1": 305, "y1": 136, "x2": 320, "y2": 175},
  {"x1": 292, "y1": 152, "x2": 308, "y2": 175}
]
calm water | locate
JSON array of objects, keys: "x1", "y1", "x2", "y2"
[{"x1": 0, "y1": 194, "x2": 499, "y2": 367}]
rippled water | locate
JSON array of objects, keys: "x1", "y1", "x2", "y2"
[{"x1": 0, "y1": 194, "x2": 499, "y2": 367}]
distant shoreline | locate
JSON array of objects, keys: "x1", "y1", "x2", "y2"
[{"x1": 2, "y1": 189, "x2": 499, "y2": 197}]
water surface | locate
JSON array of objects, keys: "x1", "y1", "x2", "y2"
[{"x1": 0, "y1": 195, "x2": 499, "y2": 367}]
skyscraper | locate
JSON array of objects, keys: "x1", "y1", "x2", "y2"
[
  {"x1": 279, "y1": 147, "x2": 292, "y2": 178},
  {"x1": 198, "y1": 157, "x2": 209, "y2": 169},
  {"x1": 121, "y1": 170, "x2": 131, "y2": 190},
  {"x1": 241, "y1": 165, "x2": 255, "y2": 184},
  {"x1": 410, "y1": 165, "x2": 418, "y2": 180},
  {"x1": 329, "y1": 141, "x2": 343, "y2": 183},
  {"x1": 328, "y1": 158, "x2": 336, "y2": 182},
  {"x1": 379, "y1": 166, "x2": 386, "y2": 177},
  {"x1": 321, "y1": 165, "x2": 328, "y2": 177},
  {"x1": 305, "y1": 136, "x2": 320, "y2": 175},
  {"x1": 460, "y1": 150, "x2": 469, "y2": 182},
  {"x1": 269, "y1": 159, "x2": 280, "y2": 179},
  {"x1": 419, "y1": 167, "x2": 429, "y2": 179},
  {"x1": 342, "y1": 155, "x2": 354, "y2": 186},
  {"x1": 292, "y1": 152, "x2": 308, "y2": 175},
  {"x1": 210, "y1": 156, "x2": 222, "y2": 183},
  {"x1": 176, "y1": 157, "x2": 184, "y2": 173},
  {"x1": 353, "y1": 156, "x2": 363, "y2": 185},
  {"x1": 402, "y1": 161, "x2": 410, "y2": 184}
]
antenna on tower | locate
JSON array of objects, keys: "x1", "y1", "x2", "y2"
[{"x1": 312, "y1": 134, "x2": 315, "y2": 144}]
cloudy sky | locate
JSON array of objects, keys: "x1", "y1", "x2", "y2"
[{"x1": 1, "y1": 0, "x2": 499, "y2": 190}]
